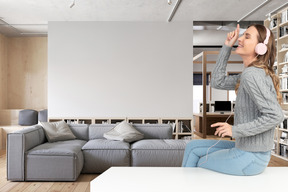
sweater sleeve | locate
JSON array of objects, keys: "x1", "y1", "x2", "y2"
[
  {"x1": 232, "y1": 69, "x2": 284, "y2": 138},
  {"x1": 211, "y1": 45, "x2": 241, "y2": 90}
]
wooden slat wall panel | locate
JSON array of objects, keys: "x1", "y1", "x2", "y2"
[
  {"x1": 7, "y1": 37, "x2": 47, "y2": 109},
  {"x1": 0, "y1": 34, "x2": 8, "y2": 110}
]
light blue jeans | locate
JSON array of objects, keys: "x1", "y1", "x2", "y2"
[{"x1": 182, "y1": 140, "x2": 271, "y2": 176}]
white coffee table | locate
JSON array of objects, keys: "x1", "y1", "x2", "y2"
[{"x1": 90, "y1": 167, "x2": 288, "y2": 192}]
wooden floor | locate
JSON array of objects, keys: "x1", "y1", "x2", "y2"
[{"x1": 1, "y1": 137, "x2": 288, "y2": 192}]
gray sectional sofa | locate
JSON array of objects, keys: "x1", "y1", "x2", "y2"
[{"x1": 7, "y1": 123, "x2": 189, "y2": 181}]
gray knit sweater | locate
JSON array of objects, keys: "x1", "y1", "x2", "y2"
[{"x1": 211, "y1": 45, "x2": 284, "y2": 152}]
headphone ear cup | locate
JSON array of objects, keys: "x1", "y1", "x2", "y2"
[{"x1": 255, "y1": 43, "x2": 267, "y2": 55}]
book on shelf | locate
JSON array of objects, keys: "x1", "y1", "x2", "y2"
[
  {"x1": 181, "y1": 136, "x2": 192, "y2": 140},
  {"x1": 281, "y1": 9, "x2": 288, "y2": 24},
  {"x1": 172, "y1": 122, "x2": 176, "y2": 132},
  {"x1": 282, "y1": 93, "x2": 288, "y2": 103},
  {"x1": 280, "y1": 26, "x2": 288, "y2": 38},
  {"x1": 280, "y1": 118, "x2": 288, "y2": 129},
  {"x1": 66, "y1": 119, "x2": 77, "y2": 124},
  {"x1": 166, "y1": 121, "x2": 176, "y2": 132},
  {"x1": 78, "y1": 120, "x2": 86, "y2": 124},
  {"x1": 280, "y1": 144, "x2": 288, "y2": 158},
  {"x1": 280, "y1": 75, "x2": 288, "y2": 90},
  {"x1": 179, "y1": 121, "x2": 191, "y2": 133}
]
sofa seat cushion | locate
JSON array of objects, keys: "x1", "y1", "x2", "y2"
[
  {"x1": 82, "y1": 139, "x2": 129, "y2": 150},
  {"x1": 82, "y1": 139, "x2": 130, "y2": 174},
  {"x1": 25, "y1": 140, "x2": 86, "y2": 181},
  {"x1": 131, "y1": 139, "x2": 189, "y2": 150},
  {"x1": 131, "y1": 139, "x2": 190, "y2": 167},
  {"x1": 28, "y1": 139, "x2": 86, "y2": 155}
]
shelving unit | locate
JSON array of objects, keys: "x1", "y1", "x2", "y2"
[
  {"x1": 265, "y1": 6, "x2": 288, "y2": 161},
  {"x1": 193, "y1": 51, "x2": 242, "y2": 138},
  {"x1": 48, "y1": 117, "x2": 193, "y2": 140}
]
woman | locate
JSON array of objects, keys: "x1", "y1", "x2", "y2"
[{"x1": 182, "y1": 24, "x2": 284, "y2": 176}]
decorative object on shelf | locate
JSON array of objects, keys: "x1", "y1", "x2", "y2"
[
  {"x1": 281, "y1": 43, "x2": 288, "y2": 49},
  {"x1": 270, "y1": 18, "x2": 277, "y2": 29},
  {"x1": 182, "y1": 136, "x2": 192, "y2": 140},
  {"x1": 282, "y1": 93, "x2": 288, "y2": 104}
]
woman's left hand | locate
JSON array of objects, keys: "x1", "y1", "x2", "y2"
[{"x1": 211, "y1": 122, "x2": 232, "y2": 137}]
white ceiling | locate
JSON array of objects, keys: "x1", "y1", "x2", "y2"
[{"x1": 0, "y1": 0, "x2": 287, "y2": 37}]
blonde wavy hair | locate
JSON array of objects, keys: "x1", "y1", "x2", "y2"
[{"x1": 235, "y1": 24, "x2": 282, "y2": 105}]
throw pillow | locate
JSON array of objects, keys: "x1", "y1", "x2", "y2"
[
  {"x1": 103, "y1": 121, "x2": 144, "y2": 142},
  {"x1": 40, "y1": 121, "x2": 76, "y2": 142}
]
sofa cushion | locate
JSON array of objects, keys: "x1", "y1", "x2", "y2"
[
  {"x1": 26, "y1": 139, "x2": 86, "y2": 181},
  {"x1": 132, "y1": 124, "x2": 172, "y2": 139},
  {"x1": 131, "y1": 139, "x2": 189, "y2": 150},
  {"x1": 82, "y1": 139, "x2": 130, "y2": 173},
  {"x1": 104, "y1": 121, "x2": 144, "y2": 143},
  {"x1": 131, "y1": 139, "x2": 190, "y2": 167},
  {"x1": 40, "y1": 121, "x2": 76, "y2": 142},
  {"x1": 28, "y1": 139, "x2": 86, "y2": 155},
  {"x1": 89, "y1": 124, "x2": 115, "y2": 140},
  {"x1": 82, "y1": 139, "x2": 129, "y2": 150},
  {"x1": 69, "y1": 124, "x2": 89, "y2": 141}
]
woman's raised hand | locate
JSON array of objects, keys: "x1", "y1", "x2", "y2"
[{"x1": 225, "y1": 24, "x2": 240, "y2": 47}]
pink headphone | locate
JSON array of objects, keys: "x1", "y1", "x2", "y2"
[{"x1": 255, "y1": 27, "x2": 271, "y2": 55}]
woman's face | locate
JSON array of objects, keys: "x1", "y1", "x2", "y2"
[{"x1": 236, "y1": 26, "x2": 259, "y2": 57}]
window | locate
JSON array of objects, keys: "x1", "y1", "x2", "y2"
[{"x1": 193, "y1": 73, "x2": 210, "y2": 85}]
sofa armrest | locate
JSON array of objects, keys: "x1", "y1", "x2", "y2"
[{"x1": 7, "y1": 125, "x2": 46, "y2": 181}]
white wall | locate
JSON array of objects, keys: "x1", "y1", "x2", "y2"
[{"x1": 48, "y1": 22, "x2": 194, "y2": 118}]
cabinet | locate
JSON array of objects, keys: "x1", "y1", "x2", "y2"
[
  {"x1": 194, "y1": 113, "x2": 234, "y2": 136},
  {"x1": 48, "y1": 117, "x2": 193, "y2": 140},
  {"x1": 265, "y1": 6, "x2": 288, "y2": 161}
]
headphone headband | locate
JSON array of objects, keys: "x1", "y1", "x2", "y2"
[{"x1": 263, "y1": 27, "x2": 270, "y2": 45}]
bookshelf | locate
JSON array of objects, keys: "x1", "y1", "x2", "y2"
[
  {"x1": 265, "y1": 6, "x2": 288, "y2": 161},
  {"x1": 48, "y1": 117, "x2": 193, "y2": 140}
]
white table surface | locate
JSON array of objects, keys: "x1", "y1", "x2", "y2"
[{"x1": 90, "y1": 167, "x2": 288, "y2": 192}]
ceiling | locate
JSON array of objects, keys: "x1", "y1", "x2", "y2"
[{"x1": 0, "y1": 0, "x2": 287, "y2": 37}]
